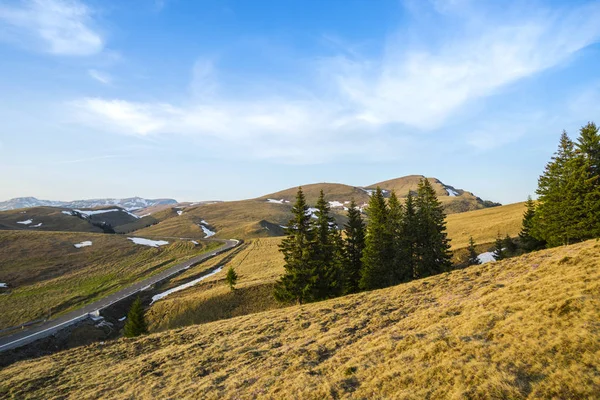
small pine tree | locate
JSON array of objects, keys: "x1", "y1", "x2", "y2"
[
  {"x1": 492, "y1": 234, "x2": 506, "y2": 261},
  {"x1": 123, "y1": 297, "x2": 148, "y2": 338},
  {"x1": 503, "y1": 234, "x2": 517, "y2": 256},
  {"x1": 342, "y1": 200, "x2": 365, "y2": 294},
  {"x1": 467, "y1": 236, "x2": 480, "y2": 266},
  {"x1": 519, "y1": 196, "x2": 545, "y2": 252},
  {"x1": 226, "y1": 266, "x2": 238, "y2": 291}
]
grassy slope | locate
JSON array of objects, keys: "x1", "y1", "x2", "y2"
[
  {"x1": 0, "y1": 230, "x2": 219, "y2": 330},
  {"x1": 0, "y1": 207, "x2": 103, "y2": 233},
  {"x1": 145, "y1": 202, "x2": 526, "y2": 331},
  {"x1": 2, "y1": 239, "x2": 598, "y2": 399}
]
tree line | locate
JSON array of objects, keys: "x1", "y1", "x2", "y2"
[
  {"x1": 274, "y1": 178, "x2": 452, "y2": 304},
  {"x1": 519, "y1": 122, "x2": 600, "y2": 249}
]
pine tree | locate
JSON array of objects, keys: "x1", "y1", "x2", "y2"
[
  {"x1": 492, "y1": 234, "x2": 506, "y2": 261},
  {"x1": 123, "y1": 297, "x2": 148, "y2": 338},
  {"x1": 226, "y1": 266, "x2": 238, "y2": 291},
  {"x1": 577, "y1": 122, "x2": 600, "y2": 177},
  {"x1": 401, "y1": 192, "x2": 418, "y2": 279},
  {"x1": 413, "y1": 178, "x2": 452, "y2": 277},
  {"x1": 387, "y1": 191, "x2": 410, "y2": 284},
  {"x1": 533, "y1": 131, "x2": 578, "y2": 246},
  {"x1": 503, "y1": 234, "x2": 517, "y2": 256},
  {"x1": 519, "y1": 196, "x2": 545, "y2": 252},
  {"x1": 342, "y1": 200, "x2": 365, "y2": 294},
  {"x1": 467, "y1": 236, "x2": 480, "y2": 266},
  {"x1": 274, "y1": 187, "x2": 315, "y2": 304},
  {"x1": 310, "y1": 190, "x2": 342, "y2": 300},
  {"x1": 360, "y1": 187, "x2": 394, "y2": 290}
]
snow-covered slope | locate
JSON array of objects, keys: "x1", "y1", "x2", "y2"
[{"x1": 0, "y1": 197, "x2": 177, "y2": 212}]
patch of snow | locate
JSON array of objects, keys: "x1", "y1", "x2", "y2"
[
  {"x1": 118, "y1": 316, "x2": 126, "y2": 322},
  {"x1": 30, "y1": 223, "x2": 42, "y2": 228},
  {"x1": 279, "y1": 225, "x2": 288, "y2": 229},
  {"x1": 446, "y1": 187, "x2": 460, "y2": 197},
  {"x1": 306, "y1": 207, "x2": 319, "y2": 219},
  {"x1": 177, "y1": 210, "x2": 183, "y2": 216},
  {"x1": 328, "y1": 201, "x2": 345, "y2": 208},
  {"x1": 74, "y1": 208, "x2": 121, "y2": 216},
  {"x1": 0, "y1": 283, "x2": 7, "y2": 288},
  {"x1": 201, "y1": 220, "x2": 208, "y2": 224},
  {"x1": 191, "y1": 240, "x2": 199, "y2": 245},
  {"x1": 477, "y1": 252, "x2": 496, "y2": 264},
  {"x1": 199, "y1": 223, "x2": 216, "y2": 238},
  {"x1": 266, "y1": 198, "x2": 290, "y2": 204},
  {"x1": 127, "y1": 237, "x2": 169, "y2": 247},
  {"x1": 62, "y1": 211, "x2": 74, "y2": 216},
  {"x1": 16, "y1": 219, "x2": 33, "y2": 225},
  {"x1": 151, "y1": 265, "x2": 225, "y2": 304},
  {"x1": 74, "y1": 241, "x2": 92, "y2": 248}
]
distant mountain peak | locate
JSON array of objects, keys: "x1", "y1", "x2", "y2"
[{"x1": 0, "y1": 197, "x2": 178, "y2": 212}]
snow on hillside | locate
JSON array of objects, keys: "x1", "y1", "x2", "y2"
[
  {"x1": 128, "y1": 237, "x2": 169, "y2": 247},
  {"x1": 199, "y1": 221, "x2": 216, "y2": 238},
  {"x1": 74, "y1": 241, "x2": 92, "y2": 248},
  {"x1": 445, "y1": 187, "x2": 460, "y2": 197},
  {"x1": 151, "y1": 264, "x2": 224, "y2": 304},
  {"x1": 30, "y1": 223, "x2": 42, "y2": 227},
  {"x1": 0, "y1": 283, "x2": 7, "y2": 288},
  {"x1": 0, "y1": 197, "x2": 177, "y2": 211},
  {"x1": 266, "y1": 199, "x2": 290, "y2": 204},
  {"x1": 16, "y1": 219, "x2": 32, "y2": 225},
  {"x1": 477, "y1": 251, "x2": 496, "y2": 264}
]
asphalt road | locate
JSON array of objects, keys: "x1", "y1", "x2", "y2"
[{"x1": 0, "y1": 238, "x2": 239, "y2": 353}]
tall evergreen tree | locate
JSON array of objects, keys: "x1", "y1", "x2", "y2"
[
  {"x1": 310, "y1": 190, "x2": 342, "y2": 300},
  {"x1": 467, "y1": 236, "x2": 481, "y2": 266},
  {"x1": 342, "y1": 200, "x2": 365, "y2": 294},
  {"x1": 577, "y1": 122, "x2": 600, "y2": 178},
  {"x1": 123, "y1": 297, "x2": 148, "y2": 338},
  {"x1": 533, "y1": 131, "x2": 578, "y2": 246},
  {"x1": 360, "y1": 187, "x2": 394, "y2": 290},
  {"x1": 401, "y1": 192, "x2": 418, "y2": 279},
  {"x1": 413, "y1": 178, "x2": 452, "y2": 277},
  {"x1": 274, "y1": 187, "x2": 314, "y2": 303},
  {"x1": 492, "y1": 234, "x2": 506, "y2": 261},
  {"x1": 519, "y1": 196, "x2": 545, "y2": 252},
  {"x1": 387, "y1": 191, "x2": 410, "y2": 284}
]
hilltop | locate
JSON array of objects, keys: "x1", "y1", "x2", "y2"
[
  {"x1": 2, "y1": 239, "x2": 598, "y2": 398},
  {"x1": 0, "y1": 196, "x2": 177, "y2": 212},
  {"x1": 134, "y1": 175, "x2": 500, "y2": 240}
]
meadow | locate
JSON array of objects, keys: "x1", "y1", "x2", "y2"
[
  {"x1": 2, "y1": 238, "x2": 598, "y2": 398},
  {"x1": 0, "y1": 230, "x2": 219, "y2": 331}
]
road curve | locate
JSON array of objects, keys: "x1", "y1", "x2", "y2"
[{"x1": 0, "y1": 238, "x2": 239, "y2": 353}]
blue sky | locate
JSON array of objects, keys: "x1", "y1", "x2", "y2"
[{"x1": 0, "y1": 0, "x2": 599, "y2": 204}]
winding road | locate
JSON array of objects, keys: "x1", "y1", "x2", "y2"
[{"x1": 0, "y1": 238, "x2": 239, "y2": 353}]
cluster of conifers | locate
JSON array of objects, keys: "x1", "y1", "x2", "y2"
[{"x1": 274, "y1": 178, "x2": 452, "y2": 304}]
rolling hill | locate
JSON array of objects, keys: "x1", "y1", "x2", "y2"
[
  {"x1": 0, "y1": 230, "x2": 220, "y2": 331},
  {"x1": 132, "y1": 175, "x2": 501, "y2": 240},
  {"x1": 2, "y1": 239, "x2": 598, "y2": 399}
]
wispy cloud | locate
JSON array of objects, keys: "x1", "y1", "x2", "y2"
[
  {"x1": 69, "y1": 1, "x2": 600, "y2": 162},
  {"x1": 88, "y1": 69, "x2": 111, "y2": 84},
  {"x1": 0, "y1": 0, "x2": 103, "y2": 56},
  {"x1": 52, "y1": 154, "x2": 120, "y2": 165}
]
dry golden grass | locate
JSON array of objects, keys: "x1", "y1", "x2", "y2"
[
  {"x1": 2, "y1": 239, "x2": 598, "y2": 399},
  {"x1": 0, "y1": 230, "x2": 219, "y2": 330},
  {"x1": 147, "y1": 238, "x2": 285, "y2": 331},
  {"x1": 446, "y1": 201, "x2": 526, "y2": 249}
]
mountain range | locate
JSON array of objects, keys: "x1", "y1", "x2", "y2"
[{"x1": 0, "y1": 197, "x2": 177, "y2": 212}]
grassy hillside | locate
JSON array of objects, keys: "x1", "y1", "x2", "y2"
[
  {"x1": 0, "y1": 230, "x2": 219, "y2": 330},
  {"x1": 137, "y1": 202, "x2": 526, "y2": 333},
  {"x1": 2, "y1": 239, "x2": 598, "y2": 399},
  {"x1": 446, "y1": 201, "x2": 526, "y2": 249},
  {"x1": 0, "y1": 207, "x2": 103, "y2": 233}
]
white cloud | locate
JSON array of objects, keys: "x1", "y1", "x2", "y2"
[
  {"x1": 0, "y1": 0, "x2": 103, "y2": 56},
  {"x1": 88, "y1": 69, "x2": 111, "y2": 84},
  {"x1": 69, "y1": 1, "x2": 600, "y2": 162}
]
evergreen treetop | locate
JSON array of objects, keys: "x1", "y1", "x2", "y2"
[
  {"x1": 123, "y1": 297, "x2": 148, "y2": 338},
  {"x1": 342, "y1": 200, "x2": 366, "y2": 294},
  {"x1": 467, "y1": 236, "x2": 481, "y2": 266}
]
